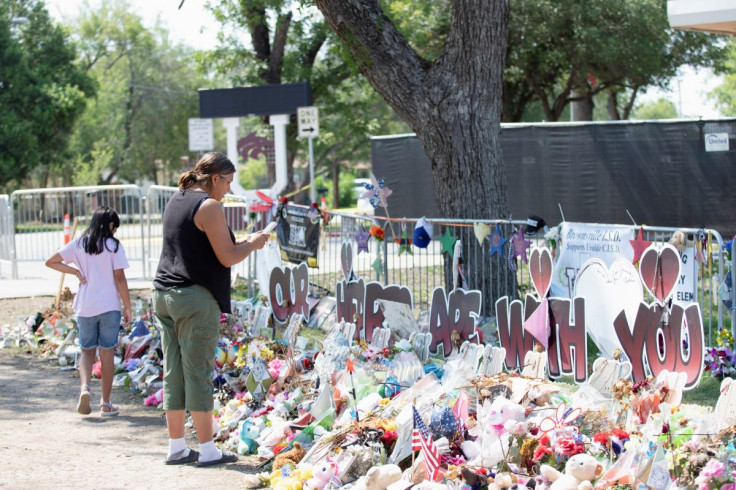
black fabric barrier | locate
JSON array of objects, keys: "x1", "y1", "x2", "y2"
[{"x1": 370, "y1": 119, "x2": 736, "y2": 236}]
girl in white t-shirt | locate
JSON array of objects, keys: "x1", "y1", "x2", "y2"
[{"x1": 46, "y1": 206, "x2": 131, "y2": 416}]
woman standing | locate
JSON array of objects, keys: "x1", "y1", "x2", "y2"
[
  {"x1": 153, "y1": 152, "x2": 270, "y2": 466},
  {"x1": 46, "y1": 206, "x2": 131, "y2": 416}
]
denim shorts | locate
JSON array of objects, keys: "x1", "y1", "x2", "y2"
[{"x1": 77, "y1": 310, "x2": 121, "y2": 350}]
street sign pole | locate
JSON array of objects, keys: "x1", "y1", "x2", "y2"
[
  {"x1": 308, "y1": 136, "x2": 316, "y2": 204},
  {"x1": 297, "y1": 106, "x2": 320, "y2": 204}
]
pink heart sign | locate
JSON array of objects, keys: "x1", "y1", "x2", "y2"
[
  {"x1": 528, "y1": 247, "x2": 553, "y2": 299},
  {"x1": 639, "y1": 244, "x2": 681, "y2": 305}
]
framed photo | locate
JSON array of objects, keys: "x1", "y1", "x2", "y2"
[
  {"x1": 307, "y1": 296, "x2": 336, "y2": 330},
  {"x1": 252, "y1": 305, "x2": 272, "y2": 339}
]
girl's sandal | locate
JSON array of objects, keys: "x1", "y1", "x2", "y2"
[
  {"x1": 100, "y1": 401, "x2": 119, "y2": 417},
  {"x1": 77, "y1": 385, "x2": 92, "y2": 415}
]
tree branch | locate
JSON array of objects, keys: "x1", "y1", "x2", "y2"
[
  {"x1": 313, "y1": 0, "x2": 429, "y2": 125},
  {"x1": 622, "y1": 86, "x2": 640, "y2": 120},
  {"x1": 267, "y1": 12, "x2": 292, "y2": 84},
  {"x1": 244, "y1": 3, "x2": 270, "y2": 63},
  {"x1": 525, "y1": 73, "x2": 554, "y2": 121},
  {"x1": 302, "y1": 22, "x2": 328, "y2": 70}
]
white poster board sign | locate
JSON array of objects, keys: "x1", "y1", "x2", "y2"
[
  {"x1": 552, "y1": 222, "x2": 636, "y2": 298},
  {"x1": 673, "y1": 247, "x2": 699, "y2": 305},
  {"x1": 188, "y1": 118, "x2": 214, "y2": 152},
  {"x1": 705, "y1": 133, "x2": 729, "y2": 152}
]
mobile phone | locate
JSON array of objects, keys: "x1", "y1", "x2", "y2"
[{"x1": 263, "y1": 221, "x2": 277, "y2": 233}]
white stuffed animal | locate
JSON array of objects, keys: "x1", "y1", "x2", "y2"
[
  {"x1": 463, "y1": 397, "x2": 524, "y2": 468},
  {"x1": 349, "y1": 464, "x2": 402, "y2": 490},
  {"x1": 540, "y1": 453, "x2": 602, "y2": 490}
]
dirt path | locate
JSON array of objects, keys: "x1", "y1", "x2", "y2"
[{"x1": 0, "y1": 348, "x2": 260, "y2": 489}]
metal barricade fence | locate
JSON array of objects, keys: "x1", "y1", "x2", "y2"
[
  {"x1": 10, "y1": 185, "x2": 146, "y2": 279},
  {"x1": 0, "y1": 194, "x2": 15, "y2": 278},
  {"x1": 312, "y1": 214, "x2": 541, "y2": 314},
  {"x1": 6, "y1": 184, "x2": 730, "y2": 343},
  {"x1": 311, "y1": 213, "x2": 726, "y2": 344}
]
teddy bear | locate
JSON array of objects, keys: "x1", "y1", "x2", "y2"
[
  {"x1": 539, "y1": 453, "x2": 602, "y2": 490},
  {"x1": 349, "y1": 464, "x2": 402, "y2": 490},
  {"x1": 273, "y1": 442, "x2": 307, "y2": 470},
  {"x1": 487, "y1": 472, "x2": 519, "y2": 490}
]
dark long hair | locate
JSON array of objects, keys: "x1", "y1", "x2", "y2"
[
  {"x1": 178, "y1": 152, "x2": 236, "y2": 190},
  {"x1": 79, "y1": 206, "x2": 121, "y2": 255}
]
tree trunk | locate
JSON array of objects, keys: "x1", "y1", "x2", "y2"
[
  {"x1": 571, "y1": 89, "x2": 594, "y2": 121},
  {"x1": 332, "y1": 163, "x2": 340, "y2": 209},
  {"x1": 607, "y1": 90, "x2": 621, "y2": 120},
  {"x1": 315, "y1": 0, "x2": 512, "y2": 307}
]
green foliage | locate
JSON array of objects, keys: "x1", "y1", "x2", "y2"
[
  {"x1": 337, "y1": 170, "x2": 358, "y2": 208},
  {"x1": 381, "y1": 0, "x2": 450, "y2": 61},
  {"x1": 332, "y1": 0, "x2": 727, "y2": 123},
  {"x1": 204, "y1": 0, "x2": 410, "y2": 197},
  {"x1": 631, "y1": 97, "x2": 679, "y2": 120},
  {"x1": 0, "y1": 0, "x2": 94, "y2": 190},
  {"x1": 66, "y1": 0, "x2": 210, "y2": 185},
  {"x1": 239, "y1": 159, "x2": 268, "y2": 190},
  {"x1": 710, "y1": 40, "x2": 736, "y2": 116},
  {"x1": 506, "y1": 0, "x2": 727, "y2": 121}
]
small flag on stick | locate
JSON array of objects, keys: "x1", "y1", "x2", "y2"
[{"x1": 412, "y1": 406, "x2": 440, "y2": 481}]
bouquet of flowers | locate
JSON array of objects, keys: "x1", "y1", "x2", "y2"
[{"x1": 705, "y1": 328, "x2": 736, "y2": 380}]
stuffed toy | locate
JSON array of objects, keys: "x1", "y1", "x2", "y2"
[
  {"x1": 349, "y1": 464, "x2": 402, "y2": 490},
  {"x1": 144, "y1": 388, "x2": 163, "y2": 406},
  {"x1": 258, "y1": 421, "x2": 293, "y2": 451},
  {"x1": 271, "y1": 466, "x2": 312, "y2": 490},
  {"x1": 273, "y1": 442, "x2": 307, "y2": 470},
  {"x1": 460, "y1": 466, "x2": 487, "y2": 490},
  {"x1": 464, "y1": 397, "x2": 526, "y2": 468},
  {"x1": 540, "y1": 453, "x2": 602, "y2": 490},
  {"x1": 238, "y1": 420, "x2": 261, "y2": 455},
  {"x1": 487, "y1": 397, "x2": 526, "y2": 435},
  {"x1": 487, "y1": 472, "x2": 518, "y2": 490},
  {"x1": 306, "y1": 457, "x2": 339, "y2": 489}
]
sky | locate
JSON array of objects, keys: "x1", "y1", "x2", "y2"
[{"x1": 46, "y1": 0, "x2": 726, "y2": 119}]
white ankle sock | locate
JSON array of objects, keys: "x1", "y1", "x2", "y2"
[
  {"x1": 168, "y1": 437, "x2": 188, "y2": 459},
  {"x1": 198, "y1": 441, "x2": 222, "y2": 462}
]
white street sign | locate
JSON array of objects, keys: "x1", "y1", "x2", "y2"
[
  {"x1": 705, "y1": 132, "x2": 729, "y2": 152},
  {"x1": 297, "y1": 106, "x2": 320, "y2": 138},
  {"x1": 188, "y1": 118, "x2": 214, "y2": 152}
]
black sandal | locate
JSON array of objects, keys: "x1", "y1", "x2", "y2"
[
  {"x1": 165, "y1": 449, "x2": 200, "y2": 465},
  {"x1": 196, "y1": 450, "x2": 238, "y2": 467}
]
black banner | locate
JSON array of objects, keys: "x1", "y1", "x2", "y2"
[
  {"x1": 276, "y1": 204, "x2": 320, "y2": 267},
  {"x1": 371, "y1": 119, "x2": 736, "y2": 236}
]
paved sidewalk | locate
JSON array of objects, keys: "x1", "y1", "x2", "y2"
[{"x1": 0, "y1": 262, "x2": 152, "y2": 299}]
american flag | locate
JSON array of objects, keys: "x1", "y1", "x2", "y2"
[{"x1": 412, "y1": 406, "x2": 440, "y2": 481}]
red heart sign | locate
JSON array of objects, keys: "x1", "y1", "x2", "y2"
[
  {"x1": 639, "y1": 244, "x2": 681, "y2": 304},
  {"x1": 529, "y1": 247, "x2": 553, "y2": 298}
]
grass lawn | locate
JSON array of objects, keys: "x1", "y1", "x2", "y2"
[{"x1": 681, "y1": 374, "x2": 721, "y2": 407}]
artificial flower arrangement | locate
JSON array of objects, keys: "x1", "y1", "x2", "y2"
[
  {"x1": 704, "y1": 328, "x2": 736, "y2": 380},
  {"x1": 370, "y1": 225, "x2": 385, "y2": 241}
]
